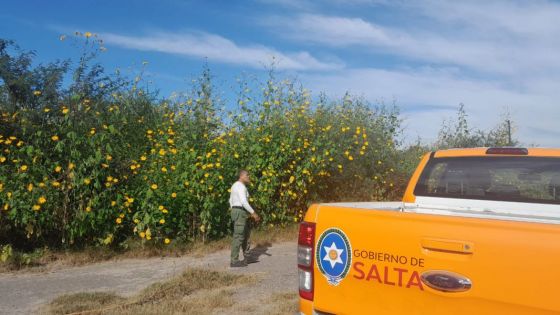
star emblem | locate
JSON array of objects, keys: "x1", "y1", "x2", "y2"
[{"x1": 323, "y1": 241, "x2": 344, "y2": 268}]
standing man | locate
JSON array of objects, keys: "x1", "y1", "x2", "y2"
[{"x1": 229, "y1": 169, "x2": 260, "y2": 267}]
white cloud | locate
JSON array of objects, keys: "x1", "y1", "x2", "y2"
[
  {"x1": 267, "y1": 2, "x2": 560, "y2": 76},
  {"x1": 262, "y1": 1, "x2": 560, "y2": 146},
  {"x1": 302, "y1": 67, "x2": 560, "y2": 146},
  {"x1": 101, "y1": 31, "x2": 342, "y2": 71}
]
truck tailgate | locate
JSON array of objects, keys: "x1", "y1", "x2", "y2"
[{"x1": 312, "y1": 204, "x2": 560, "y2": 315}]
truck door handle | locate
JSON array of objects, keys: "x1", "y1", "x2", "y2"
[
  {"x1": 421, "y1": 238, "x2": 473, "y2": 254},
  {"x1": 421, "y1": 270, "x2": 472, "y2": 292}
]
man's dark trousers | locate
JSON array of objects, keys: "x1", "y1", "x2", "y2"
[{"x1": 230, "y1": 207, "x2": 251, "y2": 263}]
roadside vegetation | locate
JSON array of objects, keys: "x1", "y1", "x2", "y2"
[
  {"x1": 0, "y1": 34, "x2": 517, "y2": 266},
  {"x1": 43, "y1": 268, "x2": 256, "y2": 315},
  {"x1": 0, "y1": 223, "x2": 297, "y2": 272}
]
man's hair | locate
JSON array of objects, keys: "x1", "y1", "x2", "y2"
[{"x1": 238, "y1": 169, "x2": 249, "y2": 178}]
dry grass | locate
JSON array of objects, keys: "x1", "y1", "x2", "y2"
[
  {"x1": 45, "y1": 292, "x2": 121, "y2": 315},
  {"x1": 42, "y1": 268, "x2": 255, "y2": 315},
  {"x1": 268, "y1": 292, "x2": 299, "y2": 315},
  {"x1": 1, "y1": 224, "x2": 298, "y2": 273}
]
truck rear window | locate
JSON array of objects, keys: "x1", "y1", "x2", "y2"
[{"x1": 414, "y1": 156, "x2": 560, "y2": 205}]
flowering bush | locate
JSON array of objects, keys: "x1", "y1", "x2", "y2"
[{"x1": 0, "y1": 37, "x2": 406, "y2": 249}]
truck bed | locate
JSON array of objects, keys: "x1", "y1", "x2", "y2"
[{"x1": 321, "y1": 200, "x2": 560, "y2": 224}]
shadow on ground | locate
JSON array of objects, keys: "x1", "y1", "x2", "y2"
[{"x1": 247, "y1": 242, "x2": 272, "y2": 262}]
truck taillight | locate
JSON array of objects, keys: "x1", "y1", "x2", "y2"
[
  {"x1": 298, "y1": 222, "x2": 315, "y2": 247},
  {"x1": 297, "y1": 245, "x2": 312, "y2": 266},
  {"x1": 298, "y1": 222, "x2": 315, "y2": 301}
]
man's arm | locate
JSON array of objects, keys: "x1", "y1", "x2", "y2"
[
  {"x1": 239, "y1": 185, "x2": 260, "y2": 222},
  {"x1": 238, "y1": 185, "x2": 255, "y2": 214}
]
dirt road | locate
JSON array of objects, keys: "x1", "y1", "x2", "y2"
[{"x1": 0, "y1": 241, "x2": 298, "y2": 314}]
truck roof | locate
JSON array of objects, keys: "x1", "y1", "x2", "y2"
[{"x1": 434, "y1": 147, "x2": 560, "y2": 158}]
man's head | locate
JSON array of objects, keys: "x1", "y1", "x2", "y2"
[{"x1": 238, "y1": 169, "x2": 250, "y2": 184}]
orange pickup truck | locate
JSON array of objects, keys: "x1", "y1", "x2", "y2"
[{"x1": 298, "y1": 147, "x2": 560, "y2": 315}]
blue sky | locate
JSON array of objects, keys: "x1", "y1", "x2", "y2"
[{"x1": 2, "y1": 0, "x2": 560, "y2": 146}]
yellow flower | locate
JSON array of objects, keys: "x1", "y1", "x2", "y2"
[
  {"x1": 20, "y1": 165, "x2": 28, "y2": 172},
  {"x1": 27, "y1": 183, "x2": 33, "y2": 192},
  {"x1": 68, "y1": 162, "x2": 75, "y2": 170},
  {"x1": 171, "y1": 192, "x2": 177, "y2": 198},
  {"x1": 116, "y1": 218, "x2": 122, "y2": 224},
  {"x1": 151, "y1": 184, "x2": 158, "y2": 190},
  {"x1": 0, "y1": 157, "x2": 5, "y2": 163},
  {"x1": 33, "y1": 90, "x2": 41, "y2": 96},
  {"x1": 3, "y1": 204, "x2": 8, "y2": 211},
  {"x1": 146, "y1": 130, "x2": 153, "y2": 135},
  {"x1": 161, "y1": 167, "x2": 167, "y2": 172},
  {"x1": 86, "y1": 206, "x2": 92, "y2": 212},
  {"x1": 348, "y1": 156, "x2": 354, "y2": 161},
  {"x1": 164, "y1": 238, "x2": 171, "y2": 245},
  {"x1": 55, "y1": 166, "x2": 62, "y2": 173},
  {"x1": 32, "y1": 204, "x2": 41, "y2": 211},
  {"x1": 84, "y1": 31, "x2": 92, "y2": 38},
  {"x1": 140, "y1": 155, "x2": 147, "y2": 161},
  {"x1": 159, "y1": 219, "x2": 165, "y2": 224},
  {"x1": 62, "y1": 107, "x2": 69, "y2": 114},
  {"x1": 158, "y1": 149, "x2": 166, "y2": 156},
  {"x1": 139, "y1": 231, "x2": 146, "y2": 238},
  {"x1": 44, "y1": 107, "x2": 51, "y2": 113},
  {"x1": 84, "y1": 178, "x2": 91, "y2": 185},
  {"x1": 234, "y1": 153, "x2": 239, "y2": 159},
  {"x1": 38, "y1": 196, "x2": 47, "y2": 204},
  {"x1": 204, "y1": 173, "x2": 209, "y2": 178},
  {"x1": 90, "y1": 128, "x2": 96, "y2": 135},
  {"x1": 106, "y1": 155, "x2": 112, "y2": 161},
  {"x1": 52, "y1": 181, "x2": 61, "y2": 187},
  {"x1": 134, "y1": 218, "x2": 140, "y2": 224}
]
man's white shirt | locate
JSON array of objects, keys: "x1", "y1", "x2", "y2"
[{"x1": 229, "y1": 181, "x2": 255, "y2": 214}]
